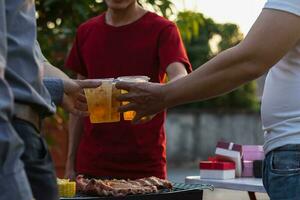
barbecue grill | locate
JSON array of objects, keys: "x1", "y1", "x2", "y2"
[{"x1": 60, "y1": 183, "x2": 213, "y2": 200}]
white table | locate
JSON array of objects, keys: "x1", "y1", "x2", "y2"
[{"x1": 185, "y1": 176, "x2": 266, "y2": 200}]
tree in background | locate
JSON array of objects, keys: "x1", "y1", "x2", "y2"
[
  {"x1": 176, "y1": 11, "x2": 259, "y2": 111},
  {"x1": 36, "y1": 1, "x2": 258, "y2": 111}
]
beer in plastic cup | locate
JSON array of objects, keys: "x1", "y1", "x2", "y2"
[
  {"x1": 111, "y1": 81, "x2": 121, "y2": 122},
  {"x1": 84, "y1": 78, "x2": 121, "y2": 123},
  {"x1": 117, "y1": 76, "x2": 150, "y2": 121}
]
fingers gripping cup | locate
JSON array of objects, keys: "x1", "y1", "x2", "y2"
[
  {"x1": 117, "y1": 76, "x2": 150, "y2": 121},
  {"x1": 84, "y1": 79, "x2": 121, "y2": 123}
]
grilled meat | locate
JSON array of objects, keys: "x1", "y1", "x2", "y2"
[{"x1": 76, "y1": 175, "x2": 173, "y2": 197}]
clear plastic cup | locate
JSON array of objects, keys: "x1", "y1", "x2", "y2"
[
  {"x1": 111, "y1": 81, "x2": 121, "y2": 122},
  {"x1": 117, "y1": 76, "x2": 150, "y2": 121},
  {"x1": 84, "y1": 78, "x2": 121, "y2": 123}
]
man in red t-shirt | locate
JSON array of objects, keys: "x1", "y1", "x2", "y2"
[{"x1": 65, "y1": 0, "x2": 192, "y2": 180}]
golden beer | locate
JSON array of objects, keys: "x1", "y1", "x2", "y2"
[
  {"x1": 111, "y1": 82, "x2": 121, "y2": 122},
  {"x1": 84, "y1": 79, "x2": 121, "y2": 123},
  {"x1": 117, "y1": 76, "x2": 150, "y2": 121}
]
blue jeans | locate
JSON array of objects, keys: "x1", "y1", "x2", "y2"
[
  {"x1": 263, "y1": 145, "x2": 300, "y2": 200},
  {"x1": 12, "y1": 119, "x2": 59, "y2": 200}
]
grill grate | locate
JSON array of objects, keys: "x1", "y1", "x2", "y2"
[
  {"x1": 171, "y1": 182, "x2": 213, "y2": 191},
  {"x1": 60, "y1": 183, "x2": 213, "y2": 200}
]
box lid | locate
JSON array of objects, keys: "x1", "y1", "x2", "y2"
[
  {"x1": 199, "y1": 161, "x2": 236, "y2": 170},
  {"x1": 217, "y1": 141, "x2": 242, "y2": 154}
]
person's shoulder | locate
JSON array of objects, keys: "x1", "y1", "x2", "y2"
[
  {"x1": 77, "y1": 14, "x2": 105, "y2": 36},
  {"x1": 145, "y1": 12, "x2": 176, "y2": 29}
]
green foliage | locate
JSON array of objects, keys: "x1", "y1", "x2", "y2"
[
  {"x1": 176, "y1": 12, "x2": 205, "y2": 43},
  {"x1": 138, "y1": 0, "x2": 174, "y2": 18},
  {"x1": 176, "y1": 12, "x2": 218, "y2": 68},
  {"x1": 217, "y1": 23, "x2": 243, "y2": 50},
  {"x1": 175, "y1": 11, "x2": 259, "y2": 111}
]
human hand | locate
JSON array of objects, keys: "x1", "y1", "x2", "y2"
[
  {"x1": 116, "y1": 81, "x2": 167, "y2": 124},
  {"x1": 62, "y1": 79, "x2": 101, "y2": 116}
]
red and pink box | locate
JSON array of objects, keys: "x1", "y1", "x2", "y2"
[
  {"x1": 199, "y1": 159, "x2": 236, "y2": 180},
  {"x1": 215, "y1": 141, "x2": 243, "y2": 177}
]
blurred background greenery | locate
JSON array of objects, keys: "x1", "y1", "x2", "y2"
[{"x1": 36, "y1": 0, "x2": 259, "y2": 112}]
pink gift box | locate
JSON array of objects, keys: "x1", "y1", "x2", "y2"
[
  {"x1": 242, "y1": 160, "x2": 253, "y2": 177},
  {"x1": 242, "y1": 145, "x2": 264, "y2": 161}
]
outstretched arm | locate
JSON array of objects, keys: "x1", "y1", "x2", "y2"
[
  {"x1": 35, "y1": 42, "x2": 100, "y2": 115},
  {"x1": 117, "y1": 9, "x2": 300, "y2": 123}
]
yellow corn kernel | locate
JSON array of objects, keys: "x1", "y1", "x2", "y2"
[{"x1": 57, "y1": 178, "x2": 76, "y2": 198}]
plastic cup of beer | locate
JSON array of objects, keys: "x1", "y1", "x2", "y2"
[
  {"x1": 117, "y1": 76, "x2": 150, "y2": 121},
  {"x1": 84, "y1": 78, "x2": 121, "y2": 123},
  {"x1": 111, "y1": 80, "x2": 121, "y2": 122}
]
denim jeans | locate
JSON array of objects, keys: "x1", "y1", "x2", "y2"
[
  {"x1": 263, "y1": 145, "x2": 300, "y2": 200},
  {"x1": 12, "y1": 118, "x2": 59, "y2": 200}
]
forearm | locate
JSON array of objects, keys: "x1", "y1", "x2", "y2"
[
  {"x1": 164, "y1": 46, "x2": 265, "y2": 108},
  {"x1": 43, "y1": 62, "x2": 80, "y2": 102},
  {"x1": 43, "y1": 61, "x2": 70, "y2": 80},
  {"x1": 67, "y1": 114, "x2": 84, "y2": 166},
  {"x1": 35, "y1": 40, "x2": 70, "y2": 80},
  {"x1": 168, "y1": 73, "x2": 186, "y2": 82}
]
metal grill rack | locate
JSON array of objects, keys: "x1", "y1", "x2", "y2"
[{"x1": 60, "y1": 183, "x2": 214, "y2": 200}]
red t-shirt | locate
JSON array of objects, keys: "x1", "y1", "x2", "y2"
[{"x1": 65, "y1": 12, "x2": 191, "y2": 179}]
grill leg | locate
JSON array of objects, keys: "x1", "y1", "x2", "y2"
[{"x1": 248, "y1": 191, "x2": 257, "y2": 200}]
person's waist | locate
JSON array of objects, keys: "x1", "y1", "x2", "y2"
[
  {"x1": 13, "y1": 103, "x2": 41, "y2": 131},
  {"x1": 263, "y1": 121, "x2": 300, "y2": 155},
  {"x1": 274, "y1": 144, "x2": 300, "y2": 152}
]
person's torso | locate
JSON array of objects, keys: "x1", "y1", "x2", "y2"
[
  {"x1": 261, "y1": 39, "x2": 300, "y2": 152},
  {"x1": 262, "y1": 40, "x2": 300, "y2": 127},
  {"x1": 5, "y1": 0, "x2": 54, "y2": 116},
  {"x1": 77, "y1": 12, "x2": 171, "y2": 82},
  {"x1": 75, "y1": 12, "x2": 171, "y2": 179},
  {"x1": 260, "y1": 0, "x2": 300, "y2": 154}
]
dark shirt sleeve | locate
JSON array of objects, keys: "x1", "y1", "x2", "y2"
[
  {"x1": 158, "y1": 23, "x2": 192, "y2": 74},
  {"x1": 43, "y1": 78, "x2": 64, "y2": 106},
  {"x1": 65, "y1": 31, "x2": 88, "y2": 77}
]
